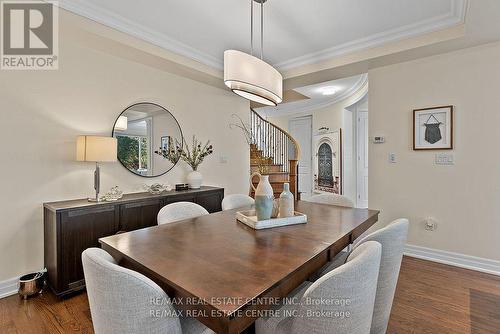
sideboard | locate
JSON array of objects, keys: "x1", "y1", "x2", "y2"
[{"x1": 43, "y1": 186, "x2": 224, "y2": 297}]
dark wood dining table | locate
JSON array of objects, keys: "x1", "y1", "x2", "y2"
[{"x1": 99, "y1": 201, "x2": 379, "y2": 334}]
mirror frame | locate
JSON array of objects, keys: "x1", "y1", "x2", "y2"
[{"x1": 112, "y1": 102, "x2": 184, "y2": 178}]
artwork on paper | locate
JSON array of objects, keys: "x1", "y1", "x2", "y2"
[
  {"x1": 413, "y1": 106, "x2": 453, "y2": 150},
  {"x1": 161, "y1": 136, "x2": 170, "y2": 151}
]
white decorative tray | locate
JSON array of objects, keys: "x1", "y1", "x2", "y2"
[{"x1": 236, "y1": 210, "x2": 307, "y2": 230}]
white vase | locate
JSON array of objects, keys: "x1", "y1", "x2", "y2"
[
  {"x1": 279, "y1": 182, "x2": 294, "y2": 218},
  {"x1": 250, "y1": 173, "x2": 274, "y2": 221},
  {"x1": 187, "y1": 170, "x2": 202, "y2": 189}
]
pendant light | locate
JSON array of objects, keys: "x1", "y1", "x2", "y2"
[{"x1": 224, "y1": 0, "x2": 283, "y2": 106}]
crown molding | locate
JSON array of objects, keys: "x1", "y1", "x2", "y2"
[
  {"x1": 275, "y1": 0, "x2": 469, "y2": 71},
  {"x1": 57, "y1": 0, "x2": 467, "y2": 73},
  {"x1": 258, "y1": 74, "x2": 368, "y2": 117},
  {"x1": 56, "y1": 0, "x2": 224, "y2": 70}
]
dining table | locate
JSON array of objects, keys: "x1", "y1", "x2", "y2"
[{"x1": 99, "y1": 200, "x2": 379, "y2": 334}]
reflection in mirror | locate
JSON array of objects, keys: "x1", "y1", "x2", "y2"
[{"x1": 112, "y1": 103, "x2": 183, "y2": 177}]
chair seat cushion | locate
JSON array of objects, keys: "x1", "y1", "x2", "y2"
[
  {"x1": 180, "y1": 316, "x2": 215, "y2": 334},
  {"x1": 255, "y1": 281, "x2": 312, "y2": 334}
]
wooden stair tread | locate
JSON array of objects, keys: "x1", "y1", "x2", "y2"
[{"x1": 250, "y1": 163, "x2": 283, "y2": 167}]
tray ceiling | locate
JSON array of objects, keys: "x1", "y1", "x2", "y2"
[{"x1": 58, "y1": 0, "x2": 467, "y2": 70}]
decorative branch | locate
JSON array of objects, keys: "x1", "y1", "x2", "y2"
[
  {"x1": 229, "y1": 114, "x2": 269, "y2": 174},
  {"x1": 156, "y1": 135, "x2": 213, "y2": 171}
]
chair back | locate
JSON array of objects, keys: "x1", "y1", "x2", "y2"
[
  {"x1": 354, "y1": 219, "x2": 409, "y2": 334},
  {"x1": 291, "y1": 241, "x2": 382, "y2": 334},
  {"x1": 306, "y1": 194, "x2": 355, "y2": 208},
  {"x1": 157, "y1": 202, "x2": 209, "y2": 225},
  {"x1": 82, "y1": 248, "x2": 182, "y2": 334},
  {"x1": 222, "y1": 194, "x2": 255, "y2": 211}
]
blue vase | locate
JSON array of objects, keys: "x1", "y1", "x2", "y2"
[{"x1": 250, "y1": 173, "x2": 274, "y2": 221}]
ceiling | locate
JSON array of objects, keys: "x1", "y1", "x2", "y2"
[
  {"x1": 257, "y1": 74, "x2": 367, "y2": 117},
  {"x1": 58, "y1": 0, "x2": 467, "y2": 71}
]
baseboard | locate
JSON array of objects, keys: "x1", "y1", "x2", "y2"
[
  {"x1": 404, "y1": 244, "x2": 500, "y2": 276},
  {"x1": 0, "y1": 277, "x2": 19, "y2": 299}
]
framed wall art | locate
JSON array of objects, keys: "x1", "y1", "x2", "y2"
[{"x1": 413, "y1": 106, "x2": 453, "y2": 150}]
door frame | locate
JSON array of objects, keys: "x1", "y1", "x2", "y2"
[
  {"x1": 289, "y1": 115, "x2": 313, "y2": 197},
  {"x1": 352, "y1": 94, "x2": 369, "y2": 208}
]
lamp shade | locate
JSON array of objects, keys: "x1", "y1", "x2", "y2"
[
  {"x1": 76, "y1": 136, "x2": 117, "y2": 162},
  {"x1": 224, "y1": 50, "x2": 283, "y2": 106}
]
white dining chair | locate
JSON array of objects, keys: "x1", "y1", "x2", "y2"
[
  {"x1": 157, "y1": 202, "x2": 209, "y2": 225},
  {"x1": 305, "y1": 193, "x2": 355, "y2": 208},
  {"x1": 82, "y1": 248, "x2": 214, "y2": 334},
  {"x1": 314, "y1": 218, "x2": 409, "y2": 334},
  {"x1": 256, "y1": 241, "x2": 382, "y2": 334},
  {"x1": 221, "y1": 194, "x2": 255, "y2": 211}
]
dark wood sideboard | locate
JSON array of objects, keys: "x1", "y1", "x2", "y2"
[{"x1": 43, "y1": 186, "x2": 224, "y2": 297}]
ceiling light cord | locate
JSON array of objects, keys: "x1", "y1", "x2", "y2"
[
  {"x1": 250, "y1": 0, "x2": 265, "y2": 60},
  {"x1": 261, "y1": 1, "x2": 264, "y2": 60},
  {"x1": 250, "y1": 0, "x2": 253, "y2": 56}
]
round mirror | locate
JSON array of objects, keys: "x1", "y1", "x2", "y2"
[{"x1": 112, "y1": 102, "x2": 183, "y2": 177}]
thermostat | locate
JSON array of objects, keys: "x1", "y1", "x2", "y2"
[{"x1": 373, "y1": 136, "x2": 385, "y2": 144}]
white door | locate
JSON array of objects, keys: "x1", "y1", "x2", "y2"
[
  {"x1": 289, "y1": 116, "x2": 312, "y2": 196},
  {"x1": 357, "y1": 111, "x2": 369, "y2": 208}
]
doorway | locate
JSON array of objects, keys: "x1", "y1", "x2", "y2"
[{"x1": 289, "y1": 116, "x2": 312, "y2": 197}]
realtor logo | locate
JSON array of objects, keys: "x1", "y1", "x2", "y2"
[{"x1": 1, "y1": 1, "x2": 58, "y2": 70}]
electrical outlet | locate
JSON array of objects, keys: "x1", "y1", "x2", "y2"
[
  {"x1": 435, "y1": 153, "x2": 454, "y2": 165},
  {"x1": 424, "y1": 218, "x2": 438, "y2": 231}
]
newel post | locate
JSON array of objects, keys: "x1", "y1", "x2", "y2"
[{"x1": 288, "y1": 160, "x2": 300, "y2": 201}]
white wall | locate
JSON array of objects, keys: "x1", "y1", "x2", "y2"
[
  {"x1": 369, "y1": 42, "x2": 500, "y2": 261},
  {"x1": 0, "y1": 13, "x2": 249, "y2": 282}
]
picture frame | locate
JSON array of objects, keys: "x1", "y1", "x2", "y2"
[
  {"x1": 413, "y1": 106, "x2": 453, "y2": 150},
  {"x1": 161, "y1": 136, "x2": 170, "y2": 151}
]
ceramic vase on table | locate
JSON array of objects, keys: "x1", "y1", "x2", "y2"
[
  {"x1": 279, "y1": 182, "x2": 294, "y2": 218},
  {"x1": 187, "y1": 170, "x2": 203, "y2": 189},
  {"x1": 250, "y1": 173, "x2": 274, "y2": 221}
]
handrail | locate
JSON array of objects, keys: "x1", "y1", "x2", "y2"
[{"x1": 250, "y1": 108, "x2": 301, "y2": 162}]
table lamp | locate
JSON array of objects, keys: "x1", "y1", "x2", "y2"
[{"x1": 76, "y1": 136, "x2": 117, "y2": 202}]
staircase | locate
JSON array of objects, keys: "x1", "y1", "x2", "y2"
[{"x1": 250, "y1": 109, "x2": 300, "y2": 199}]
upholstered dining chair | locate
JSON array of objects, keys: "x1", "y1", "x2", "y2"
[
  {"x1": 221, "y1": 194, "x2": 255, "y2": 211},
  {"x1": 256, "y1": 241, "x2": 382, "y2": 334},
  {"x1": 305, "y1": 193, "x2": 355, "y2": 208},
  {"x1": 314, "y1": 218, "x2": 409, "y2": 334},
  {"x1": 82, "y1": 248, "x2": 214, "y2": 334},
  {"x1": 157, "y1": 202, "x2": 209, "y2": 225}
]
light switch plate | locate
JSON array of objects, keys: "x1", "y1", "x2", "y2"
[
  {"x1": 389, "y1": 153, "x2": 396, "y2": 163},
  {"x1": 435, "y1": 153, "x2": 454, "y2": 165},
  {"x1": 219, "y1": 155, "x2": 228, "y2": 164}
]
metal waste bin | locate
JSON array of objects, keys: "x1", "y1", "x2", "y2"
[{"x1": 18, "y1": 269, "x2": 46, "y2": 299}]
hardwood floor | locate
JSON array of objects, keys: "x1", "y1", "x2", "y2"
[
  {"x1": 387, "y1": 257, "x2": 500, "y2": 334},
  {"x1": 1, "y1": 256, "x2": 499, "y2": 334}
]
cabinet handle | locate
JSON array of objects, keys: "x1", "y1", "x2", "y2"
[
  {"x1": 68, "y1": 206, "x2": 115, "y2": 217},
  {"x1": 124, "y1": 201, "x2": 158, "y2": 209}
]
